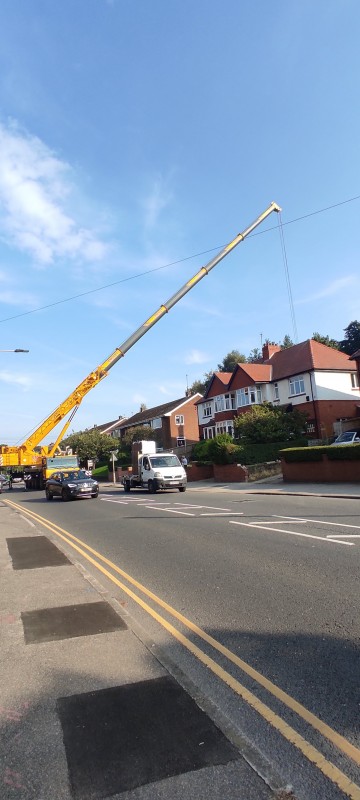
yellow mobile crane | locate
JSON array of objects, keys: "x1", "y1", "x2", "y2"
[{"x1": 0, "y1": 202, "x2": 281, "y2": 488}]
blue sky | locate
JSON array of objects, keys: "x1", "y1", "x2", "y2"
[{"x1": 1, "y1": 0, "x2": 360, "y2": 445}]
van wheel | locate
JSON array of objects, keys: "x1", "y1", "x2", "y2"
[
  {"x1": 179, "y1": 486, "x2": 186, "y2": 492},
  {"x1": 124, "y1": 480, "x2": 131, "y2": 493},
  {"x1": 148, "y1": 480, "x2": 157, "y2": 493}
]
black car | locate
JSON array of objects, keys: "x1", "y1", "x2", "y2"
[{"x1": 45, "y1": 470, "x2": 99, "y2": 501}]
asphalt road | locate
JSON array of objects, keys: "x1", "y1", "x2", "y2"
[{"x1": 8, "y1": 484, "x2": 360, "y2": 800}]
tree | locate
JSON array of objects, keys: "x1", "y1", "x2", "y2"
[
  {"x1": 247, "y1": 347, "x2": 262, "y2": 363},
  {"x1": 312, "y1": 332, "x2": 340, "y2": 349},
  {"x1": 121, "y1": 425, "x2": 161, "y2": 448},
  {"x1": 61, "y1": 429, "x2": 116, "y2": 463},
  {"x1": 217, "y1": 350, "x2": 246, "y2": 371},
  {"x1": 339, "y1": 321, "x2": 360, "y2": 355},
  {"x1": 233, "y1": 403, "x2": 307, "y2": 443},
  {"x1": 188, "y1": 370, "x2": 214, "y2": 396},
  {"x1": 281, "y1": 335, "x2": 294, "y2": 349}
]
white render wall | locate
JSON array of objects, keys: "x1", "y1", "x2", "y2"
[
  {"x1": 270, "y1": 374, "x2": 312, "y2": 406},
  {"x1": 312, "y1": 370, "x2": 360, "y2": 401}
]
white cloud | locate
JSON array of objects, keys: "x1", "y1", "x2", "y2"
[
  {"x1": 185, "y1": 348, "x2": 210, "y2": 365},
  {"x1": 0, "y1": 289, "x2": 38, "y2": 307},
  {"x1": 0, "y1": 370, "x2": 32, "y2": 388},
  {"x1": 0, "y1": 120, "x2": 109, "y2": 265},
  {"x1": 300, "y1": 275, "x2": 358, "y2": 304},
  {"x1": 142, "y1": 176, "x2": 172, "y2": 230}
]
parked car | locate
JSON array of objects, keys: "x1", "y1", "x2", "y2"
[
  {"x1": 45, "y1": 470, "x2": 99, "y2": 501},
  {"x1": 0, "y1": 473, "x2": 9, "y2": 487},
  {"x1": 331, "y1": 430, "x2": 360, "y2": 446}
]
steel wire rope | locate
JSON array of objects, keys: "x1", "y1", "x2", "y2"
[
  {"x1": 1, "y1": 193, "x2": 360, "y2": 325},
  {"x1": 277, "y1": 212, "x2": 298, "y2": 343}
]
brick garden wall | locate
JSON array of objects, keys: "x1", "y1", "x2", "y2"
[{"x1": 281, "y1": 456, "x2": 360, "y2": 483}]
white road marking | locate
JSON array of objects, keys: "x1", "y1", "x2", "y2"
[
  {"x1": 101, "y1": 496, "x2": 157, "y2": 504},
  {"x1": 174, "y1": 503, "x2": 234, "y2": 512},
  {"x1": 274, "y1": 514, "x2": 360, "y2": 531},
  {"x1": 200, "y1": 512, "x2": 244, "y2": 517},
  {"x1": 229, "y1": 520, "x2": 354, "y2": 546},
  {"x1": 145, "y1": 506, "x2": 195, "y2": 516},
  {"x1": 326, "y1": 534, "x2": 360, "y2": 539},
  {"x1": 19, "y1": 514, "x2": 35, "y2": 527},
  {"x1": 255, "y1": 520, "x2": 307, "y2": 525}
]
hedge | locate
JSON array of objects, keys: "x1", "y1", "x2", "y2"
[
  {"x1": 326, "y1": 444, "x2": 360, "y2": 460},
  {"x1": 280, "y1": 444, "x2": 360, "y2": 463},
  {"x1": 280, "y1": 447, "x2": 325, "y2": 463},
  {"x1": 235, "y1": 438, "x2": 307, "y2": 465},
  {"x1": 192, "y1": 437, "x2": 308, "y2": 466}
]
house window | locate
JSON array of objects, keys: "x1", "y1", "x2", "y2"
[
  {"x1": 203, "y1": 426, "x2": 215, "y2": 439},
  {"x1": 351, "y1": 373, "x2": 359, "y2": 389},
  {"x1": 216, "y1": 420, "x2": 234, "y2": 436},
  {"x1": 177, "y1": 437, "x2": 186, "y2": 447},
  {"x1": 237, "y1": 388, "x2": 250, "y2": 407},
  {"x1": 236, "y1": 385, "x2": 262, "y2": 407},
  {"x1": 224, "y1": 392, "x2": 235, "y2": 410},
  {"x1": 175, "y1": 414, "x2": 184, "y2": 425},
  {"x1": 289, "y1": 375, "x2": 305, "y2": 396},
  {"x1": 202, "y1": 402, "x2": 213, "y2": 418},
  {"x1": 214, "y1": 395, "x2": 224, "y2": 412},
  {"x1": 273, "y1": 383, "x2": 280, "y2": 401},
  {"x1": 151, "y1": 417, "x2": 162, "y2": 429}
]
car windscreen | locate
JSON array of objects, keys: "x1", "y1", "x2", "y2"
[
  {"x1": 61, "y1": 471, "x2": 86, "y2": 481},
  {"x1": 335, "y1": 432, "x2": 356, "y2": 443},
  {"x1": 149, "y1": 455, "x2": 181, "y2": 468}
]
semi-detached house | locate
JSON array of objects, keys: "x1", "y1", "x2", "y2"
[{"x1": 197, "y1": 340, "x2": 360, "y2": 441}]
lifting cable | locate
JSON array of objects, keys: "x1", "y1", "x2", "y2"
[{"x1": 277, "y1": 213, "x2": 298, "y2": 344}]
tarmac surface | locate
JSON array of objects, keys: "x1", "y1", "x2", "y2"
[{"x1": 1, "y1": 476, "x2": 359, "y2": 800}]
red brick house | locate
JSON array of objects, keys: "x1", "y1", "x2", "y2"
[
  {"x1": 118, "y1": 394, "x2": 202, "y2": 452},
  {"x1": 197, "y1": 340, "x2": 360, "y2": 441}
]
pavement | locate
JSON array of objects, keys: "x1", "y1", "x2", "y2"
[{"x1": 1, "y1": 476, "x2": 359, "y2": 800}]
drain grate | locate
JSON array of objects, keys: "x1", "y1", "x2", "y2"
[
  {"x1": 21, "y1": 601, "x2": 127, "y2": 644},
  {"x1": 57, "y1": 676, "x2": 238, "y2": 798}
]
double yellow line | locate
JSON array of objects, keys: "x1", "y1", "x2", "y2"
[{"x1": 5, "y1": 499, "x2": 360, "y2": 799}]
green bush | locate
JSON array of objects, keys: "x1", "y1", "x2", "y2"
[
  {"x1": 191, "y1": 439, "x2": 211, "y2": 461},
  {"x1": 207, "y1": 435, "x2": 239, "y2": 464},
  {"x1": 116, "y1": 449, "x2": 131, "y2": 467}
]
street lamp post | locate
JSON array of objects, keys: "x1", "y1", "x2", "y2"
[{"x1": 110, "y1": 451, "x2": 118, "y2": 484}]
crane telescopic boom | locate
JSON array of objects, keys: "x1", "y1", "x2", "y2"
[{"x1": 0, "y1": 201, "x2": 281, "y2": 469}]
